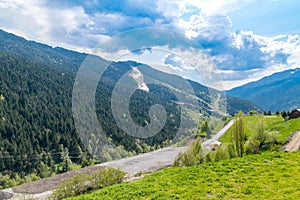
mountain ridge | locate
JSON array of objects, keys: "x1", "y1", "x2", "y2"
[
  {"x1": 0, "y1": 29, "x2": 261, "y2": 181},
  {"x1": 227, "y1": 68, "x2": 300, "y2": 111}
]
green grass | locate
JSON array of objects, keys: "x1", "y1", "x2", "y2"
[
  {"x1": 66, "y1": 116, "x2": 300, "y2": 199},
  {"x1": 219, "y1": 115, "x2": 300, "y2": 144},
  {"x1": 68, "y1": 151, "x2": 300, "y2": 199}
]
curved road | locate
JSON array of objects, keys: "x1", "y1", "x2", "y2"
[
  {"x1": 101, "y1": 120, "x2": 235, "y2": 175},
  {"x1": 2, "y1": 120, "x2": 234, "y2": 199},
  {"x1": 203, "y1": 120, "x2": 234, "y2": 147}
]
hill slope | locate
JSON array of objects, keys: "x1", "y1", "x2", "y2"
[
  {"x1": 227, "y1": 68, "x2": 300, "y2": 111},
  {"x1": 0, "y1": 29, "x2": 260, "y2": 178},
  {"x1": 69, "y1": 151, "x2": 300, "y2": 200},
  {"x1": 219, "y1": 115, "x2": 300, "y2": 148}
]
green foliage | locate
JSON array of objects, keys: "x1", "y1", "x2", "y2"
[
  {"x1": 248, "y1": 109, "x2": 258, "y2": 115},
  {"x1": 174, "y1": 138, "x2": 205, "y2": 166},
  {"x1": 226, "y1": 96, "x2": 262, "y2": 116},
  {"x1": 69, "y1": 152, "x2": 300, "y2": 200},
  {"x1": 51, "y1": 168, "x2": 126, "y2": 199},
  {"x1": 174, "y1": 138, "x2": 235, "y2": 167},
  {"x1": 0, "y1": 173, "x2": 40, "y2": 190},
  {"x1": 197, "y1": 119, "x2": 212, "y2": 138},
  {"x1": 210, "y1": 144, "x2": 232, "y2": 162},
  {"x1": 60, "y1": 147, "x2": 72, "y2": 173},
  {"x1": 282, "y1": 111, "x2": 287, "y2": 118},
  {"x1": 245, "y1": 120, "x2": 270, "y2": 154},
  {"x1": 0, "y1": 29, "x2": 265, "y2": 187},
  {"x1": 220, "y1": 115, "x2": 300, "y2": 146},
  {"x1": 231, "y1": 111, "x2": 246, "y2": 157}
]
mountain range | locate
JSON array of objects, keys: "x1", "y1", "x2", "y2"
[
  {"x1": 227, "y1": 68, "x2": 300, "y2": 111},
  {"x1": 0, "y1": 29, "x2": 260, "y2": 176}
]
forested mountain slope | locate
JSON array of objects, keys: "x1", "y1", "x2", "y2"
[{"x1": 0, "y1": 30, "x2": 260, "y2": 180}]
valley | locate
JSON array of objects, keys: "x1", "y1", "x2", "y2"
[
  {"x1": 0, "y1": 1, "x2": 300, "y2": 199},
  {"x1": 0, "y1": 29, "x2": 261, "y2": 190},
  {"x1": 67, "y1": 115, "x2": 300, "y2": 199}
]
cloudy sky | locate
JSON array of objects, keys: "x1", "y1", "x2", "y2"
[{"x1": 0, "y1": 0, "x2": 299, "y2": 90}]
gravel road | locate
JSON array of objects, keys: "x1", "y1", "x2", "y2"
[
  {"x1": 1, "y1": 120, "x2": 234, "y2": 199},
  {"x1": 99, "y1": 146, "x2": 186, "y2": 176},
  {"x1": 2, "y1": 146, "x2": 186, "y2": 200},
  {"x1": 283, "y1": 131, "x2": 300, "y2": 152},
  {"x1": 203, "y1": 120, "x2": 234, "y2": 147}
]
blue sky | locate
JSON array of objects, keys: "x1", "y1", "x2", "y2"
[
  {"x1": 229, "y1": 0, "x2": 300, "y2": 36},
  {"x1": 0, "y1": 0, "x2": 299, "y2": 89}
]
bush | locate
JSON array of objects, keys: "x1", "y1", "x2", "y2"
[
  {"x1": 248, "y1": 110, "x2": 258, "y2": 115},
  {"x1": 174, "y1": 138, "x2": 236, "y2": 167},
  {"x1": 174, "y1": 138, "x2": 207, "y2": 167},
  {"x1": 245, "y1": 125, "x2": 280, "y2": 154},
  {"x1": 209, "y1": 144, "x2": 233, "y2": 162},
  {"x1": 51, "y1": 168, "x2": 126, "y2": 199}
]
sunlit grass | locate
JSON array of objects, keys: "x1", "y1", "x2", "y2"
[
  {"x1": 219, "y1": 115, "x2": 300, "y2": 144},
  {"x1": 69, "y1": 151, "x2": 300, "y2": 199}
]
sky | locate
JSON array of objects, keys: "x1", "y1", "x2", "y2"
[{"x1": 0, "y1": 0, "x2": 299, "y2": 90}]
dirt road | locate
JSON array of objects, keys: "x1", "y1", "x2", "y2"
[
  {"x1": 99, "y1": 146, "x2": 186, "y2": 176},
  {"x1": 283, "y1": 131, "x2": 300, "y2": 152},
  {"x1": 1, "y1": 121, "x2": 234, "y2": 199},
  {"x1": 203, "y1": 120, "x2": 234, "y2": 148},
  {"x1": 2, "y1": 146, "x2": 186, "y2": 199}
]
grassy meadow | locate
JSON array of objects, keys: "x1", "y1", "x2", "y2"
[
  {"x1": 69, "y1": 151, "x2": 300, "y2": 200},
  {"x1": 65, "y1": 115, "x2": 300, "y2": 199},
  {"x1": 220, "y1": 115, "x2": 300, "y2": 145}
]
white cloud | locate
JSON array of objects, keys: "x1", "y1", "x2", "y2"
[
  {"x1": 163, "y1": 54, "x2": 195, "y2": 72},
  {"x1": 180, "y1": 0, "x2": 252, "y2": 15},
  {"x1": 1, "y1": 0, "x2": 300, "y2": 90},
  {"x1": 0, "y1": 0, "x2": 109, "y2": 51}
]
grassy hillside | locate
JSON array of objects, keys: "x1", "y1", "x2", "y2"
[
  {"x1": 69, "y1": 151, "x2": 300, "y2": 199},
  {"x1": 220, "y1": 115, "x2": 300, "y2": 145}
]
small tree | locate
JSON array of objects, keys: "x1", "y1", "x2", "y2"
[
  {"x1": 248, "y1": 110, "x2": 258, "y2": 115},
  {"x1": 247, "y1": 120, "x2": 266, "y2": 154},
  {"x1": 60, "y1": 147, "x2": 72, "y2": 172},
  {"x1": 197, "y1": 119, "x2": 211, "y2": 138},
  {"x1": 254, "y1": 120, "x2": 266, "y2": 146},
  {"x1": 282, "y1": 111, "x2": 287, "y2": 119},
  {"x1": 231, "y1": 111, "x2": 245, "y2": 157},
  {"x1": 174, "y1": 138, "x2": 206, "y2": 166}
]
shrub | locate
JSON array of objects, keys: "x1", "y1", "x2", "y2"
[
  {"x1": 248, "y1": 110, "x2": 258, "y2": 115},
  {"x1": 246, "y1": 124, "x2": 280, "y2": 154},
  {"x1": 51, "y1": 168, "x2": 126, "y2": 199},
  {"x1": 174, "y1": 138, "x2": 207, "y2": 167},
  {"x1": 210, "y1": 144, "x2": 232, "y2": 162},
  {"x1": 174, "y1": 138, "x2": 236, "y2": 167}
]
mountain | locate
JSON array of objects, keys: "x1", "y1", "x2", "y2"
[
  {"x1": 227, "y1": 68, "x2": 300, "y2": 111},
  {"x1": 0, "y1": 29, "x2": 260, "y2": 180},
  {"x1": 0, "y1": 30, "x2": 87, "y2": 72}
]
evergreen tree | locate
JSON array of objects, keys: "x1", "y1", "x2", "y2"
[
  {"x1": 282, "y1": 111, "x2": 287, "y2": 118},
  {"x1": 60, "y1": 147, "x2": 72, "y2": 172}
]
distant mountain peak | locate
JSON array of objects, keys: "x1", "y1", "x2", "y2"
[{"x1": 227, "y1": 68, "x2": 300, "y2": 111}]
